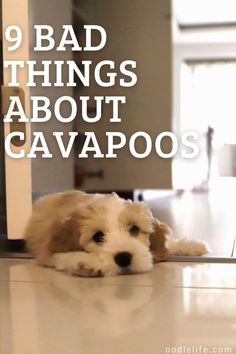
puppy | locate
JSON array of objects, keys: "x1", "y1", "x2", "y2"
[{"x1": 24, "y1": 191, "x2": 208, "y2": 277}]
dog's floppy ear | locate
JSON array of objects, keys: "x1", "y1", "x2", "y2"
[
  {"x1": 150, "y1": 218, "x2": 172, "y2": 263},
  {"x1": 48, "y1": 213, "x2": 82, "y2": 255}
]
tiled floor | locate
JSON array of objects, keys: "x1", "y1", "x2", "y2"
[{"x1": 0, "y1": 258, "x2": 235, "y2": 354}]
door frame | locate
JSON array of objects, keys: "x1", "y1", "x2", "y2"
[{"x1": 2, "y1": 0, "x2": 32, "y2": 240}]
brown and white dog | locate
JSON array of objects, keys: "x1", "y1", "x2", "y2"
[{"x1": 24, "y1": 191, "x2": 208, "y2": 277}]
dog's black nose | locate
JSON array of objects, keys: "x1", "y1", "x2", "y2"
[{"x1": 114, "y1": 252, "x2": 132, "y2": 268}]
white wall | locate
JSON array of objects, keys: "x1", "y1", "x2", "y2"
[{"x1": 216, "y1": 145, "x2": 234, "y2": 176}]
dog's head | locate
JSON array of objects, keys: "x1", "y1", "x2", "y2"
[{"x1": 49, "y1": 192, "x2": 171, "y2": 276}]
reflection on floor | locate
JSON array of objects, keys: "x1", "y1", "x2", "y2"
[
  {"x1": 0, "y1": 258, "x2": 235, "y2": 354},
  {"x1": 142, "y1": 180, "x2": 236, "y2": 257}
]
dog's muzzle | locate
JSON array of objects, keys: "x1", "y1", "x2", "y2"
[{"x1": 114, "y1": 252, "x2": 132, "y2": 268}]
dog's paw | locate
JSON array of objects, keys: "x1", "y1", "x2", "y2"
[
  {"x1": 75, "y1": 262, "x2": 104, "y2": 277},
  {"x1": 52, "y1": 252, "x2": 104, "y2": 277},
  {"x1": 167, "y1": 238, "x2": 210, "y2": 256}
]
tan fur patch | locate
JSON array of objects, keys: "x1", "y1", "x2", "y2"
[
  {"x1": 118, "y1": 202, "x2": 154, "y2": 234},
  {"x1": 75, "y1": 204, "x2": 110, "y2": 247},
  {"x1": 48, "y1": 214, "x2": 82, "y2": 254},
  {"x1": 24, "y1": 190, "x2": 95, "y2": 262},
  {"x1": 150, "y1": 219, "x2": 172, "y2": 262}
]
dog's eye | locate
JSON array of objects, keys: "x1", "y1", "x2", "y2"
[
  {"x1": 129, "y1": 225, "x2": 140, "y2": 236},
  {"x1": 92, "y1": 231, "x2": 105, "y2": 244}
]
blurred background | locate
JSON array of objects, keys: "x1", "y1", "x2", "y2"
[
  {"x1": 27, "y1": 0, "x2": 236, "y2": 195},
  {"x1": 1, "y1": 0, "x2": 236, "y2": 256}
]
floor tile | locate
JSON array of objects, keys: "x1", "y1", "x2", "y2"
[
  {"x1": 0, "y1": 259, "x2": 235, "y2": 354},
  {"x1": 161, "y1": 262, "x2": 236, "y2": 289}
]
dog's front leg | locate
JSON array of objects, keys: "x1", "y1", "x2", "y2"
[{"x1": 51, "y1": 251, "x2": 105, "y2": 277}]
